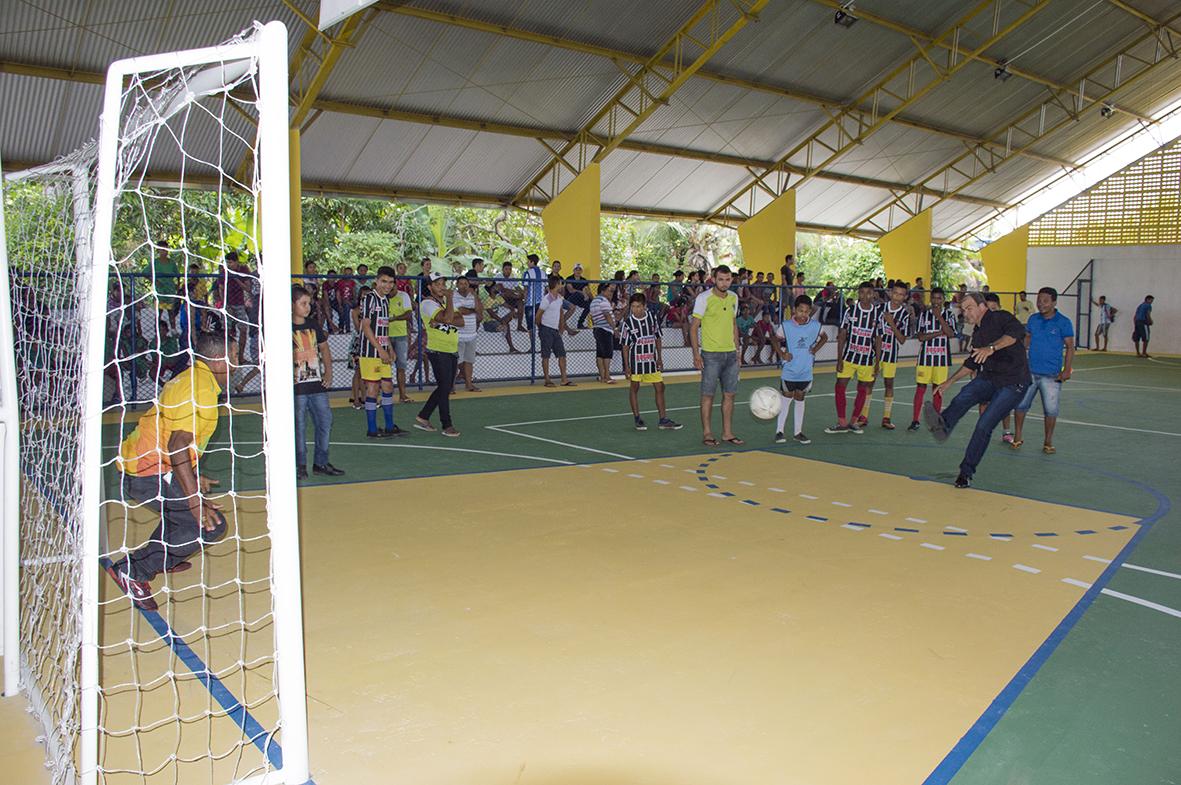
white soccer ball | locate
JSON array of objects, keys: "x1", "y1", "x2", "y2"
[{"x1": 749, "y1": 386, "x2": 782, "y2": 420}]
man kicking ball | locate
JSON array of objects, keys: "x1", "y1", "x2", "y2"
[
  {"x1": 924, "y1": 292, "x2": 1031, "y2": 488},
  {"x1": 770, "y1": 294, "x2": 827, "y2": 444}
]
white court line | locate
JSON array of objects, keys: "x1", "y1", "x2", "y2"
[
  {"x1": 714, "y1": 475, "x2": 728, "y2": 480},
  {"x1": 799, "y1": 493, "x2": 819, "y2": 500},
  {"x1": 653, "y1": 479, "x2": 671, "y2": 485},
  {"x1": 1062, "y1": 578, "x2": 1091, "y2": 589},
  {"x1": 1123, "y1": 563, "x2": 1181, "y2": 581},
  {"x1": 1084, "y1": 555, "x2": 1113, "y2": 564},
  {"x1": 659, "y1": 464, "x2": 676, "y2": 469},
  {"x1": 966, "y1": 553, "x2": 992, "y2": 561},
  {"x1": 1021, "y1": 414, "x2": 1181, "y2": 437},
  {"x1": 680, "y1": 485, "x2": 698, "y2": 492},
  {"x1": 627, "y1": 473, "x2": 645, "y2": 479},
  {"x1": 841, "y1": 523, "x2": 866, "y2": 531},
  {"x1": 1013, "y1": 564, "x2": 1041, "y2": 574},
  {"x1": 921, "y1": 543, "x2": 945, "y2": 551},
  {"x1": 1073, "y1": 363, "x2": 1135, "y2": 372},
  {"x1": 1032, "y1": 543, "x2": 1059, "y2": 552},
  {"x1": 486, "y1": 425, "x2": 635, "y2": 460},
  {"x1": 489, "y1": 402, "x2": 747, "y2": 428},
  {"x1": 906, "y1": 517, "x2": 927, "y2": 524},
  {"x1": 601, "y1": 467, "x2": 619, "y2": 473},
  {"x1": 1101, "y1": 588, "x2": 1181, "y2": 620},
  {"x1": 832, "y1": 501, "x2": 852, "y2": 507},
  {"x1": 868, "y1": 509, "x2": 888, "y2": 515},
  {"x1": 1068, "y1": 380, "x2": 1181, "y2": 392},
  {"x1": 879, "y1": 533, "x2": 903, "y2": 540},
  {"x1": 768, "y1": 487, "x2": 785, "y2": 493},
  {"x1": 309, "y1": 441, "x2": 575, "y2": 465},
  {"x1": 945, "y1": 526, "x2": 967, "y2": 533},
  {"x1": 738, "y1": 480, "x2": 755, "y2": 487},
  {"x1": 708, "y1": 492, "x2": 729, "y2": 498}
]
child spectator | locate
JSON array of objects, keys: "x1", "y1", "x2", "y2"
[
  {"x1": 771, "y1": 294, "x2": 827, "y2": 444},
  {"x1": 292, "y1": 285, "x2": 344, "y2": 478},
  {"x1": 620, "y1": 293, "x2": 681, "y2": 431}
]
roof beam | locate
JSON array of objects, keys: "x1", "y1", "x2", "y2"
[
  {"x1": 806, "y1": 0, "x2": 1155, "y2": 123},
  {"x1": 311, "y1": 98, "x2": 1009, "y2": 209},
  {"x1": 846, "y1": 9, "x2": 1181, "y2": 240},
  {"x1": 1105, "y1": 0, "x2": 1181, "y2": 40},
  {"x1": 707, "y1": 0, "x2": 1052, "y2": 223},
  {"x1": 375, "y1": 2, "x2": 1072, "y2": 169},
  {"x1": 510, "y1": 0, "x2": 769, "y2": 206},
  {"x1": 289, "y1": 8, "x2": 374, "y2": 128}
]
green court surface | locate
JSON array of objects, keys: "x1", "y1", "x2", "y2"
[{"x1": 104, "y1": 351, "x2": 1181, "y2": 784}]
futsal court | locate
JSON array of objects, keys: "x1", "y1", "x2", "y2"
[{"x1": 4, "y1": 350, "x2": 1170, "y2": 785}]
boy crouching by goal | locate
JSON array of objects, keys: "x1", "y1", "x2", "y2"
[
  {"x1": 770, "y1": 295, "x2": 828, "y2": 445},
  {"x1": 620, "y1": 293, "x2": 682, "y2": 432},
  {"x1": 107, "y1": 333, "x2": 233, "y2": 611}
]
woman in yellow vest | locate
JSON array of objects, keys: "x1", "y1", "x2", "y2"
[{"x1": 414, "y1": 272, "x2": 464, "y2": 437}]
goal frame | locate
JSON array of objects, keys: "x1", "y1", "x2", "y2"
[{"x1": 0, "y1": 20, "x2": 310, "y2": 785}]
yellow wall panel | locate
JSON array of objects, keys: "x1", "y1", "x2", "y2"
[
  {"x1": 541, "y1": 163, "x2": 602, "y2": 279},
  {"x1": 878, "y1": 209, "x2": 931, "y2": 286},
  {"x1": 980, "y1": 225, "x2": 1029, "y2": 294},
  {"x1": 738, "y1": 189, "x2": 796, "y2": 278}
]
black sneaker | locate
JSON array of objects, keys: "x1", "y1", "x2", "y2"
[
  {"x1": 793, "y1": 432, "x2": 811, "y2": 445},
  {"x1": 367, "y1": 430, "x2": 392, "y2": 439},
  {"x1": 387, "y1": 425, "x2": 410, "y2": 437},
  {"x1": 657, "y1": 418, "x2": 683, "y2": 430},
  {"x1": 907, "y1": 420, "x2": 921, "y2": 432},
  {"x1": 296, "y1": 465, "x2": 308, "y2": 479},
  {"x1": 954, "y1": 474, "x2": 971, "y2": 488},
  {"x1": 313, "y1": 463, "x2": 345, "y2": 476},
  {"x1": 634, "y1": 417, "x2": 648, "y2": 431},
  {"x1": 849, "y1": 421, "x2": 865, "y2": 434},
  {"x1": 774, "y1": 431, "x2": 787, "y2": 443},
  {"x1": 824, "y1": 424, "x2": 850, "y2": 434},
  {"x1": 923, "y1": 401, "x2": 949, "y2": 442}
]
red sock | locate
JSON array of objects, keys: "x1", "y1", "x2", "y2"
[
  {"x1": 852, "y1": 385, "x2": 868, "y2": 421},
  {"x1": 933, "y1": 390, "x2": 943, "y2": 413},
  {"x1": 835, "y1": 380, "x2": 849, "y2": 423},
  {"x1": 913, "y1": 384, "x2": 926, "y2": 422}
]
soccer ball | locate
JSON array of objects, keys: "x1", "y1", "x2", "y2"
[{"x1": 749, "y1": 386, "x2": 782, "y2": 420}]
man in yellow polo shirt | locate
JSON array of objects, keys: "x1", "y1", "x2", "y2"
[
  {"x1": 107, "y1": 333, "x2": 232, "y2": 611},
  {"x1": 690, "y1": 264, "x2": 743, "y2": 447},
  {"x1": 414, "y1": 272, "x2": 464, "y2": 437}
]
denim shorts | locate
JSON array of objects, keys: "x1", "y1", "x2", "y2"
[
  {"x1": 700, "y1": 350, "x2": 739, "y2": 396},
  {"x1": 539, "y1": 325, "x2": 565, "y2": 358},
  {"x1": 391, "y1": 336, "x2": 408, "y2": 370},
  {"x1": 1016, "y1": 373, "x2": 1061, "y2": 417}
]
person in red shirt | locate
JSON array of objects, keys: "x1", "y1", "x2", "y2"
[{"x1": 334, "y1": 265, "x2": 357, "y2": 332}]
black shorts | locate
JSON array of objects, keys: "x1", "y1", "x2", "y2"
[
  {"x1": 594, "y1": 328, "x2": 615, "y2": 359},
  {"x1": 539, "y1": 324, "x2": 566, "y2": 358},
  {"x1": 1132, "y1": 321, "x2": 1150, "y2": 342},
  {"x1": 780, "y1": 379, "x2": 812, "y2": 394}
]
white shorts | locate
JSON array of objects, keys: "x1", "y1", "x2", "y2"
[{"x1": 458, "y1": 338, "x2": 477, "y2": 365}]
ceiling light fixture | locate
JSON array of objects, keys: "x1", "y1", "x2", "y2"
[
  {"x1": 834, "y1": 3, "x2": 857, "y2": 28},
  {"x1": 1100, "y1": 103, "x2": 1114, "y2": 118},
  {"x1": 994, "y1": 62, "x2": 1012, "y2": 82}
]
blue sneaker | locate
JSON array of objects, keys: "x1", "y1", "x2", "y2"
[{"x1": 658, "y1": 418, "x2": 683, "y2": 430}]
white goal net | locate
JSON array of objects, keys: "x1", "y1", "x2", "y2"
[{"x1": 1, "y1": 21, "x2": 308, "y2": 785}]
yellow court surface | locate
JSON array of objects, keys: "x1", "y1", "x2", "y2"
[{"x1": 289, "y1": 451, "x2": 1137, "y2": 785}]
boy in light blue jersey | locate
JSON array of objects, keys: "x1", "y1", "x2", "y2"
[{"x1": 770, "y1": 295, "x2": 828, "y2": 444}]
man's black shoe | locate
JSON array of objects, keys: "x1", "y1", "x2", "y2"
[
  {"x1": 954, "y1": 474, "x2": 971, "y2": 489},
  {"x1": 367, "y1": 430, "x2": 393, "y2": 439},
  {"x1": 296, "y1": 465, "x2": 308, "y2": 479},
  {"x1": 313, "y1": 463, "x2": 345, "y2": 476}
]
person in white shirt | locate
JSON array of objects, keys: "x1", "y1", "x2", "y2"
[
  {"x1": 589, "y1": 282, "x2": 620, "y2": 384},
  {"x1": 538, "y1": 274, "x2": 577, "y2": 387},
  {"x1": 452, "y1": 272, "x2": 484, "y2": 392},
  {"x1": 495, "y1": 261, "x2": 525, "y2": 330}
]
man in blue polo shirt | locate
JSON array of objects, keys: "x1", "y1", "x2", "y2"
[
  {"x1": 1013, "y1": 286, "x2": 1074, "y2": 454},
  {"x1": 1133, "y1": 294, "x2": 1154, "y2": 357}
]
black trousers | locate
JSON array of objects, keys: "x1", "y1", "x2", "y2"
[
  {"x1": 419, "y1": 350, "x2": 457, "y2": 428},
  {"x1": 118, "y1": 472, "x2": 228, "y2": 582}
]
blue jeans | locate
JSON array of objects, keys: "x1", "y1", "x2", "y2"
[
  {"x1": 940, "y1": 375, "x2": 1029, "y2": 479},
  {"x1": 1016, "y1": 373, "x2": 1061, "y2": 417},
  {"x1": 294, "y1": 392, "x2": 333, "y2": 467}
]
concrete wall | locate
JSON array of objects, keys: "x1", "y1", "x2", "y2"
[{"x1": 1027, "y1": 245, "x2": 1180, "y2": 354}]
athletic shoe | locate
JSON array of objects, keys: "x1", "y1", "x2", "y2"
[
  {"x1": 413, "y1": 418, "x2": 437, "y2": 433},
  {"x1": 313, "y1": 463, "x2": 345, "y2": 476},
  {"x1": 386, "y1": 425, "x2": 410, "y2": 437},
  {"x1": 954, "y1": 474, "x2": 971, "y2": 488},
  {"x1": 881, "y1": 418, "x2": 895, "y2": 430},
  {"x1": 793, "y1": 432, "x2": 811, "y2": 445},
  {"x1": 923, "y1": 401, "x2": 949, "y2": 442},
  {"x1": 634, "y1": 417, "x2": 648, "y2": 431},
  {"x1": 849, "y1": 421, "x2": 865, "y2": 434},
  {"x1": 774, "y1": 431, "x2": 787, "y2": 443},
  {"x1": 367, "y1": 430, "x2": 393, "y2": 439},
  {"x1": 853, "y1": 417, "x2": 868, "y2": 429},
  {"x1": 657, "y1": 418, "x2": 683, "y2": 430},
  {"x1": 1002, "y1": 431, "x2": 1014, "y2": 444},
  {"x1": 824, "y1": 424, "x2": 851, "y2": 434},
  {"x1": 907, "y1": 420, "x2": 921, "y2": 431},
  {"x1": 107, "y1": 565, "x2": 158, "y2": 611},
  {"x1": 296, "y1": 465, "x2": 308, "y2": 479},
  {"x1": 442, "y1": 426, "x2": 461, "y2": 438}
]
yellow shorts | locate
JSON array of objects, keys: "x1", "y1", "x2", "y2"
[
  {"x1": 630, "y1": 372, "x2": 664, "y2": 384},
  {"x1": 916, "y1": 365, "x2": 949, "y2": 385},
  {"x1": 836, "y1": 362, "x2": 876, "y2": 383},
  {"x1": 359, "y1": 357, "x2": 392, "y2": 382},
  {"x1": 879, "y1": 361, "x2": 898, "y2": 380}
]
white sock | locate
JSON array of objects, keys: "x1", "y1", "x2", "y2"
[
  {"x1": 776, "y1": 395, "x2": 792, "y2": 433},
  {"x1": 794, "y1": 397, "x2": 806, "y2": 434}
]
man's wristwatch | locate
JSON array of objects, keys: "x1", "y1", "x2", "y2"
[{"x1": 988, "y1": 343, "x2": 996, "y2": 351}]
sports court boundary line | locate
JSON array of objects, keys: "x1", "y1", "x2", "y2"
[
  {"x1": 21, "y1": 472, "x2": 302, "y2": 781},
  {"x1": 920, "y1": 472, "x2": 1169, "y2": 785}
]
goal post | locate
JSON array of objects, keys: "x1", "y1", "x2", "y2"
[{"x1": 3, "y1": 20, "x2": 310, "y2": 785}]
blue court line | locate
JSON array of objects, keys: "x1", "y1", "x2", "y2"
[
  {"x1": 23, "y1": 471, "x2": 294, "y2": 776},
  {"x1": 921, "y1": 477, "x2": 1169, "y2": 785}
]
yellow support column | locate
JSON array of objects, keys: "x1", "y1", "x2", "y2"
[
  {"x1": 878, "y1": 209, "x2": 931, "y2": 286},
  {"x1": 541, "y1": 163, "x2": 601, "y2": 279},
  {"x1": 979, "y1": 225, "x2": 1029, "y2": 294},
  {"x1": 289, "y1": 128, "x2": 303, "y2": 275},
  {"x1": 737, "y1": 189, "x2": 795, "y2": 277}
]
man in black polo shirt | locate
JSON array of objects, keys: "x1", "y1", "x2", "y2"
[{"x1": 924, "y1": 292, "x2": 1031, "y2": 488}]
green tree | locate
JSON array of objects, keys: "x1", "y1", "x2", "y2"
[{"x1": 796, "y1": 233, "x2": 884, "y2": 287}]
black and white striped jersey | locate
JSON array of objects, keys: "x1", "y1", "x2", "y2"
[
  {"x1": 917, "y1": 305, "x2": 956, "y2": 367},
  {"x1": 358, "y1": 290, "x2": 390, "y2": 358},
  {"x1": 619, "y1": 312, "x2": 660, "y2": 375},
  {"x1": 840, "y1": 301, "x2": 880, "y2": 365},
  {"x1": 877, "y1": 303, "x2": 912, "y2": 364}
]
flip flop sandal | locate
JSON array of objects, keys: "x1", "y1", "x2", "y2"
[
  {"x1": 722, "y1": 436, "x2": 745, "y2": 446},
  {"x1": 1043, "y1": 445, "x2": 1056, "y2": 454},
  {"x1": 703, "y1": 437, "x2": 720, "y2": 447},
  {"x1": 1010, "y1": 439, "x2": 1023, "y2": 449}
]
